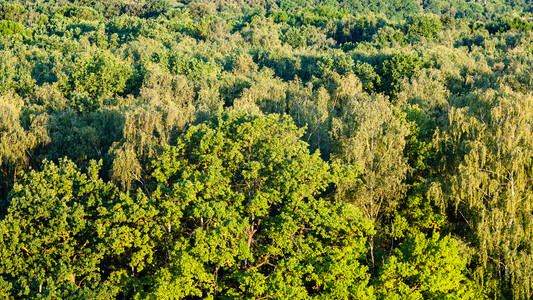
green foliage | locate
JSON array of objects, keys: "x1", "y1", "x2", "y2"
[
  {"x1": 0, "y1": 4, "x2": 27, "y2": 23},
  {"x1": 355, "y1": 61, "x2": 381, "y2": 92},
  {"x1": 395, "y1": 105, "x2": 445, "y2": 237},
  {"x1": 0, "y1": 0, "x2": 532, "y2": 297},
  {"x1": 145, "y1": 112, "x2": 374, "y2": 298},
  {"x1": 282, "y1": 26, "x2": 307, "y2": 48},
  {"x1": 405, "y1": 14, "x2": 442, "y2": 38},
  {"x1": 318, "y1": 52, "x2": 355, "y2": 76},
  {"x1": 292, "y1": 6, "x2": 346, "y2": 27},
  {"x1": 435, "y1": 90, "x2": 533, "y2": 299},
  {"x1": 396, "y1": 69, "x2": 449, "y2": 116},
  {"x1": 72, "y1": 51, "x2": 132, "y2": 101},
  {"x1": 37, "y1": 108, "x2": 124, "y2": 173},
  {"x1": 332, "y1": 95, "x2": 411, "y2": 269},
  {"x1": 333, "y1": 13, "x2": 387, "y2": 44},
  {"x1": 0, "y1": 21, "x2": 27, "y2": 37},
  {"x1": 377, "y1": 233, "x2": 481, "y2": 299},
  {"x1": 168, "y1": 52, "x2": 218, "y2": 81},
  {"x1": 339, "y1": 0, "x2": 420, "y2": 20},
  {"x1": 0, "y1": 94, "x2": 48, "y2": 212},
  {"x1": 0, "y1": 159, "x2": 126, "y2": 298},
  {"x1": 0, "y1": 50, "x2": 35, "y2": 96},
  {"x1": 487, "y1": 16, "x2": 533, "y2": 34},
  {"x1": 55, "y1": 5, "x2": 102, "y2": 22},
  {"x1": 142, "y1": 0, "x2": 171, "y2": 18},
  {"x1": 268, "y1": 10, "x2": 290, "y2": 23},
  {"x1": 380, "y1": 53, "x2": 426, "y2": 95}
]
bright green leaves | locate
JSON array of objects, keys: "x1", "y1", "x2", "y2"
[
  {"x1": 333, "y1": 94, "x2": 411, "y2": 223},
  {"x1": 0, "y1": 111, "x2": 371, "y2": 298},
  {"x1": 0, "y1": 50, "x2": 35, "y2": 96},
  {"x1": 168, "y1": 52, "x2": 218, "y2": 81},
  {"x1": 0, "y1": 159, "x2": 119, "y2": 298},
  {"x1": 0, "y1": 159, "x2": 158, "y2": 298},
  {"x1": 54, "y1": 6, "x2": 103, "y2": 22},
  {"x1": 147, "y1": 111, "x2": 374, "y2": 298},
  {"x1": 0, "y1": 0, "x2": 531, "y2": 298},
  {"x1": 405, "y1": 14, "x2": 442, "y2": 39},
  {"x1": 380, "y1": 53, "x2": 427, "y2": 96},
  {"x1": 377, "y1": 233, "x2": 480, "y2": 299},
  {"x1": 332, "y1": 94, "x2": 411, "y2": 271},
  {"x1": 0, "y1": 21, "x2": 28, "y2": 37}
]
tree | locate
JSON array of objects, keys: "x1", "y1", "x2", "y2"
[
  {"x1": 0, "y1": 93, "x2": 48, "y2": 213},
  {"x1": 140, "y1": 111, "x2": 374, "y2": 298},
  {"x1": 109, "y1": 95, "x2": 194, "y2": 191},
  {"x1": 332, "y1": 94, "x2": 411, "y2": 270},
  {"x1": 0, "y1": 159, "x2": 155, "y2": 298},
  {"x1": 377, "y1": 233, "x2": 481, "y2": 299},
  {"x1": 72, "y1": 50, "x2": 132, "y2": 102},
  {"x1": 142, "y1": 0, "x2": 171, "y2": 18},
  {"x1": 434, "y1": 89, "x2": 533, "y2": 299},
  {"x1": 379, "y1": 53, "x2": 425, "y2": 97},
  {"x1": 0, "y1": 20, "x2": 27, "y2": 37},
  {"x1": 405, "y1": 14, "x2": 442, "y2": 38}
]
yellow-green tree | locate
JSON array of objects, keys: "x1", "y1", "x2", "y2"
[
  {"x1": 435, "y1": 89, "x2": 533, "y2": 299},
  {"x1": 72, "y1": 50, "x2": 132, "y2": 102},
  {"x1": 332, "y1": 94, "x2": 411, "y2": 270},
  {"x1": 377, "y1": 233, "x2": 481, "y2": 299}
]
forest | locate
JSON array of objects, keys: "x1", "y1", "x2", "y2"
[{"x1": 1, "y1": 0, "x2": 533, "y2": 298}]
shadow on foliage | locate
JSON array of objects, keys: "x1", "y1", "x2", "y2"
[{"x1": 33, "y1": 108, "x2": 125, "y2": 182}]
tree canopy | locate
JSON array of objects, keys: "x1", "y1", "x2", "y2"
[{"x1": 1, "y1": 0, "x2": 533, "y2": 298}]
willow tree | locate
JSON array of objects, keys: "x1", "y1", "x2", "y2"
[
  {"x1": 435, "y1": 89, "x2": 533, "y2": 299},
  {"x1": 0, "y1": 93, "x2": 48, "y2": 212},
  {"x1": 332, "y1": 94, "x2": 411, "y2": 270},
  {"x1": 110, "y1": 95, "x2": 195, "y2": 191}
]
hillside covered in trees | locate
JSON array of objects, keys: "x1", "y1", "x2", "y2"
[{"x1": 1, "y1": 0, "x2": 533, "y2": 298}]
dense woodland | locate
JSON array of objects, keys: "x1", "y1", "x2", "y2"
[{"x1": 1, "y1": 0, "x2": 533, "y2": 298}]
